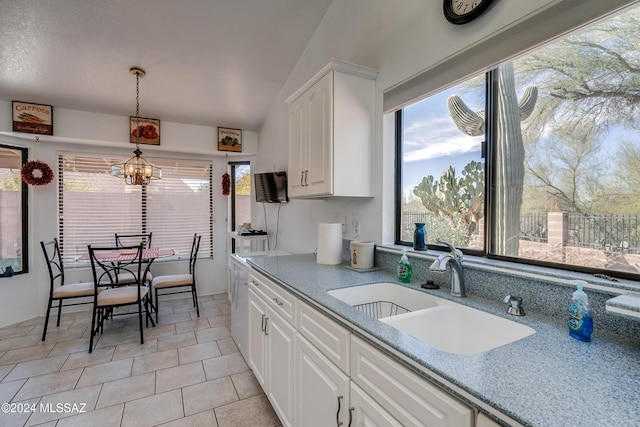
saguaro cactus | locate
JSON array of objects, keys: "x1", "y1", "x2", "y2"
[{"x1": 447, "y1": 63, "x2": 537, "y2": 256}]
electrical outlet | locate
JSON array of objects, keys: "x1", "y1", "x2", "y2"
[
  {"x1": 339, "y1": 216, "x2": 347, "y2": 234},
  {"x1": 352, "y1": 213, "x2": 360, "y2": 237}
]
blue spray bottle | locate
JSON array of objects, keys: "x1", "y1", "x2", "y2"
[{"x1": 568, "y1": 280, "x2": 593, "y2": 342}]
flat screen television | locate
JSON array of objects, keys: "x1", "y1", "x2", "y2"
[{"x1": 254, "y1": 171, "x2": 289, "y2": 203}]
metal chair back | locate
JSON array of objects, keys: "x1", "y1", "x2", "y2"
[
  {"x1": 88, "y1": 244, "x2": 144, "y2": 291},
  {"x1": 115, "y1": 233, "x2": 153, "y2": 249}
]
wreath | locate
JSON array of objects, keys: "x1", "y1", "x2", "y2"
[
  {"x1": 21, "y1": 160, "x2": 54, "y2": 186},
  {"x1": 222, "y1": 172, "x2": 231, "y2": 196}
]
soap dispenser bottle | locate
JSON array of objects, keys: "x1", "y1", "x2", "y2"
[
  {"x1": 397, "y1": 250, "x2": 412, "y2": 284},
  {"x1": 568, "y1": 280, "x2": 593, "y2": 342}
]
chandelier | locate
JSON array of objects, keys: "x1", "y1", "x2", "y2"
[{"x1": 112, "y1": 67, "x2": 161, "y2": 185}]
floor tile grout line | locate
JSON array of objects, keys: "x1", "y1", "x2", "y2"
[{"x1": 0, "y1": 293, "x2": 281, "y2": 426}]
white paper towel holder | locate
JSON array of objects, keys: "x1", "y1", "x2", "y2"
[{"x1": 316, "y1": 222, "x2": 343, "y2": 265}]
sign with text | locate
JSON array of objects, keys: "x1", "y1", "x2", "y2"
[{"x1": 12, "y1": 101, "x2": 53, "y2": 135}]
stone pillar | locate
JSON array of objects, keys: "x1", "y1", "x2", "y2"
[{"x1": 547, "y1": 212, "x2": 568, "y2": 247}]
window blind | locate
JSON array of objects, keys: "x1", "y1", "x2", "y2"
[{"x1": 58, "y1": 153, "x2": 213, "y2": 265}]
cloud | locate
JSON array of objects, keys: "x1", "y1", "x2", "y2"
[{"x1": 403, "y1": 115, "x2": 483, "y2": 162}]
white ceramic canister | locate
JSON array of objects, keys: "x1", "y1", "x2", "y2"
[{"x1": 350, "y1": 241, "x2": 375, "y2": 269}]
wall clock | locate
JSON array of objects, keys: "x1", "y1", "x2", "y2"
[{"x1": 443, "y1": 0, "x2": 495, "y2": 25}]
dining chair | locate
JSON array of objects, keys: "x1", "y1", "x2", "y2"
[
  {"x1": 152, "y1": 234, "x2": 201, "y2": 323},
  {"x1": 115, "y1": 232, "x2": 153, "y2": 249},
  {"x1": 113, "y1": 232, "x2": 154, "y2": 286},
  {"x1": 40, "y1": 238, "x2": 96, "y2": 341},
  {"x1": 88, "y1": 243, "x2": 154, "y2": 353}
]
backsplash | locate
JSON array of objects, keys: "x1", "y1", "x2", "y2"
[{"x1": 367, "y1": 244, "x2": 640, "y2": 344}]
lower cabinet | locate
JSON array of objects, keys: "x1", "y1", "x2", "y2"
[
  {"x1": 247, "y1": 267, "x2": 498, "y2": 427},
  {"x1": 295, "y1": 333, "x2": 350, "y2": 427},
  {"x1": 248, "y1": 286, "x2": 296, "y2": 427},
  {"x1": 351, "y1": 335, "x2": 473, "y2": 427},
  {"x1": 350, "y1": 382, "x2": 403, "y2": 427}
]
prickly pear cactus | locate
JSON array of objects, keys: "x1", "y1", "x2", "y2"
[{"x1": 413, "y1": 161, "x2": 484, "y2": 236}]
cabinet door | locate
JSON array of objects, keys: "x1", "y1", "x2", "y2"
[
  {"x1": 288, "y1": 95, "x2": 307, "y2": 197},
  {"x1": 306, "y1": 71, "x2": 333, "y2": 196},
  {"x1": 351, "y1": 336, "x2": 473, "y2": 427},
  {"x1": 267, "y1": 308, "x2": 296, "y2": 427},
  {"x1": 248, "y1": 288, "x2": 267, "y2": 387},
  {"x1": 296, "y1": 333, "x2": 350, "y2": 427},
  {"x1": 350, "y1": 382, "x2": 403, "y2": 427}
]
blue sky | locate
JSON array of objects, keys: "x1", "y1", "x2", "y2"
[{"x1": 402, "y1": 84, "x2": 484, "y2": 199}]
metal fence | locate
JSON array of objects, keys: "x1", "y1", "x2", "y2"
[
  {"x1": 568, "y1": 214, "x2": 640, "y2": 252},
  {"x1": 404, "y1": 212, "x2": 640, "y2": 251},
  {"x1": 520, "y1": 213, "x2": 548, "y2": 242}
]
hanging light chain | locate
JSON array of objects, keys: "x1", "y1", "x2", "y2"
[{"x1": 135, "y1": 70, "x2": 141, "y2": 147}]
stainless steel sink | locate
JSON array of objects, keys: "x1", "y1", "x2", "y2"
[{"x1": 328, "y1": 282, "x2": 535, "y2": 355}]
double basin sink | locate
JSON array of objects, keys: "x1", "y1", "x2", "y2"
[{"x1": 328, "y1": 282, "x2": 535, "y2": 355}]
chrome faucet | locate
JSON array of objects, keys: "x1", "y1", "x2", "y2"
[{"x1": 429, "y1": 240, "x2": 465, "y2": 297}]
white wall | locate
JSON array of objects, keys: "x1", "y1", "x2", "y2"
[
  {"x1": 0, "y1": 101, "x2": 257, "y2": 327},
  {"x1": 255, "y1": 0, "x2": 611, "y2": 254}
]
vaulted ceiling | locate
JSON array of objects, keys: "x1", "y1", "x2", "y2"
[{"x1": 0, "y1": 0, "x2": 334, "y2": 132}]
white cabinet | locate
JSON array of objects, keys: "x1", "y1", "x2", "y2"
[
  {"x1": 477, "y1": 412, "x2": 503, "y2": 427},
  {"x1": 286, "y1": 59, "x2": 377, "y2": 198},
  {"x1": 295, "y1": 333, "x2": 350, "y2": 427},
  {"x1": 247, "y1": 273, "x2": 297, "y2": 427},
  {"x1": 248, "y1": 266, "x2": 499, "y2": 427},
  {"x1": 230, "y1": 255, "x2": 250, "y2": 361},
  {"x1": 296, "y1": 301, "x2": 351, "y2": 374},
  {"x1": 248, "y1": 288, "x2": 267, "y2": 386},
  {"x1": 350, "y1": 382, "x2": 403, "y2": 427},
  {"x1": 351, "y1": 335, "x2": 474, "y2": 427}
]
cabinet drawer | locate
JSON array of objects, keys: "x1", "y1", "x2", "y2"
[
  {"x1": 351, "y1": 336, "x2": 473, "y2": 427},
  {"x1": 249, "y1": 272, "x2": 296, "y2": 324},
  {"x1": 296, "y1": 302, "x2": 350, "y2": 374}
]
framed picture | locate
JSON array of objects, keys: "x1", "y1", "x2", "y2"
[
  {"x1": 218, "y1": 127, "x2": 242, "y2": 152},
  {"x1": 130, "y1": 117, "x2": 160, "y2": 145},
  {"x1": 12, "y1": 101, "x2": 53, "y2": 135}
]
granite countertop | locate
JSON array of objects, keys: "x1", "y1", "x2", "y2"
[{"x1": 247, "y1": 253, "x2": 640, "y2": 427}]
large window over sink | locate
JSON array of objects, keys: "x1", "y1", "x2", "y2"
[{"x1": 396, "y1": 4, "x2": 640, "y2": 279}]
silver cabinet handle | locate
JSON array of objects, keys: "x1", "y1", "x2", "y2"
[
  {"x1": 336, "y1": 395, "x2": 343, "y2": 426},
  {"x1": 273, "y1": 297, "x2": 283, "y2": 306},
  {"x1": 264, "y1": 317, "x2": 269, "y2": 336},
  {"x1": 348, "y1": 407, "x2": 354, "y2": 427},
  {"x1": 300, "y1": 171, "x2": 304, "y2": 186},
  {"x1": 261, "y1": 314, "x2": 266, "y2": 332},
  {"x1": 304, "y1": 170, "x2": 309, "y2": 186}
]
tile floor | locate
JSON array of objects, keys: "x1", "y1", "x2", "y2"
[{"x1": 0, "y1": 293, "x2": 282, "y2": 427}]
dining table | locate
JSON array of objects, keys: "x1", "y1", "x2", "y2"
[
  {"x1": 76, "y1": 247, "x2": 175, "y2": 263},
  {"x1": 77, "y1": 247, "x2": 176, "y2": 314}
]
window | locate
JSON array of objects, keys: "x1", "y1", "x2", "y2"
[
  {"x1": 397, "y1": 74, "x2": 486, "y2": 252},
  {"x1": 397, "y1": 5, "x2": 640, "y2": 278},
  {"x1": 0, "y1": 145, "x2": 28, "y2": 274},
  {"x1": 229, "y1": 162, "x2": 251, "y2": 233},
  {"x1": 59, "y1": 153, "x2": 212, "y2": 264}
]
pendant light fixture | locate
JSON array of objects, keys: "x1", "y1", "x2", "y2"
[{"x1": 112, "y1": 67, "x2": 161, "y2": 185}]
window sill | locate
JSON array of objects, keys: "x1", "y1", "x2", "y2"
[{"x1": 376, "y1": 244, "x2": 640, "y2": 295}]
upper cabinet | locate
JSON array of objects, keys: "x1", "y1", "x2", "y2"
[{"x1": 286, "y1": 60, "x2": 377, "y2": 198}]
